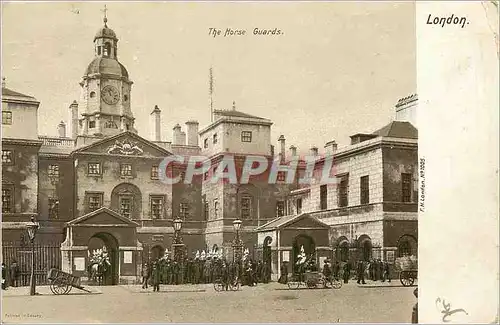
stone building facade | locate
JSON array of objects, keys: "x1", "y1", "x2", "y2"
[{"x1": 1, "y1": 17, "x2": 418, "y2": 283}]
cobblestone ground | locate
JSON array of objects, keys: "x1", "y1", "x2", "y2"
[{"x1": 2, "y1": 281, "x2": 416, "y2": 323}]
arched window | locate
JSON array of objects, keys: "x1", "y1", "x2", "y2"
[
  {"x1": 204, "y1": 138, "x2": 209, "y2": 149},
  {"x1": 103, "y1": 42, "x2": 111, "y2": 57},
  {"x1": 214, "y1": 200, "x2": 219, "y2": 219},
  {"x1": 90, "y1": 91, "x2": 96, "y2": 98}
]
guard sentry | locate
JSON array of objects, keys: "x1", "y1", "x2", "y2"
[{"x1": 427, "y1": 14, "x2": 468, "y2": 28}]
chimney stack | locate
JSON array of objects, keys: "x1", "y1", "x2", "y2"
[
  {"x1": 278, "y1": 135, "x2": 286, "y2": 163},
  {"x1": 150, "y1": 105, "x2": 161, "y2": 141},
  {"x1": 309, "y1": 146, "x2": 318, "y2": 157},
  {"x1": 69, "y1": 100, "x2": 79, "y2": 139},
  {"x1": 289, "y1": 145, "x2": 297, "y2": 157},
  {"x1": 185, "y1": 120, "x2": 199, "y2": 146},
  {"x1": 179, "y1": 131, "x2": 187, "y2": 145},
  {"x1": 324, "y1": 140, "x2": 338, "y2": 155},
  {"x1": 57, "y1": 121, "x2": 66, "y2": 138},
  {"x1": 173, "y1": 124, "x2": 182, "y2": 145}
]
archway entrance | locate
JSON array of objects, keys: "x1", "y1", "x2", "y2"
[
  {"x1": 151, "y1": 245, "x2": 165, "y2": 261},
  {"x1": 292, "y1": 234, "x2": 316, "y2": 274},
  {"x1": 358, "y1": 235, "x2": 372, "y2": 262},
  {"x1": 88, "y1": 232, "x2": 119, "y2": 285}
]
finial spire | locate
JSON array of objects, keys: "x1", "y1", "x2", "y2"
[
  {"x1": 101, "y1": 4, "x2": 108, "y2": 27},
  {"x1": 232, "y1": 101, "x2": 236, "y2": 111}
]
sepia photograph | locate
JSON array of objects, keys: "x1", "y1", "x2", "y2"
[{"x1": 1, "y1": 1, "x2": 497, "y2": 324}]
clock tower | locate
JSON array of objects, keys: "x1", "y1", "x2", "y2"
[{"x1": 78, "y1": 14, "x2": 136, "y2": 138}]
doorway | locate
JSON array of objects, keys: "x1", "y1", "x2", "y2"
[
  {"x1": 88, "y1": 232, "x2": 119, "y2": 285},
  {"x1": 292, "y1": 234, "x2": 316, "y2": 274}
]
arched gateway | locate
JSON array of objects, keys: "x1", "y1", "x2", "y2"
[{"x1": 61, "y1": 207, "x2": 142, "y2": 285}]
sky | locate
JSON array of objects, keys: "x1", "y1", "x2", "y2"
[{"x1": 1, "y1": 2, "x2": 416, "y2": 154}]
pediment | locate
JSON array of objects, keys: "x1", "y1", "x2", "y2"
[
  {"x1": 288, "y1": 215, "x2": 330, "y2": 229},
  {"x1": 73, "y1": 132, "x2": 172, "y2": 158},
  {"x1": 67, "y1": 207, "x2": 139, "y2": 227}
]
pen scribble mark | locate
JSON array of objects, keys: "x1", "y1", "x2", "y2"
[{"x1": 436, "y1": 298, "x2": 468, "y2": 322}]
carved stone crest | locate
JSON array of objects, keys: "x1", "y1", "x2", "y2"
[{"x1": 107, "y1": 139, "x2": 144, "y2": 155}]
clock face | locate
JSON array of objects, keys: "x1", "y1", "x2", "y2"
[{"x1": 101, "y1": 85, "x2": 120, "y2": 105}]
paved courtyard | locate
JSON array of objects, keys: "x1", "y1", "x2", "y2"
[{"x1": 2, "y1": 282, "x2": 416, "y2": 323}]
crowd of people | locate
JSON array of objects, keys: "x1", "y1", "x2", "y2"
[
  {"x1": 1, "y1": 260, "x2": 20, "y2": 290},
  {"x1": 140, "y1": 254, "x2": 272, "y2": 290}
]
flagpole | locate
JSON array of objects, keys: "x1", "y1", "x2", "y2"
[{"x1": 209, "y1": 66, "x2": 214, "y2": 122}]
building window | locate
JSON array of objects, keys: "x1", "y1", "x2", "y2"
[
  {"x1": 2, "y1": 150, "x2": 13, "y2": 164},
  {"x1": 120, "y1": 163, "x2": 132, "y2": 177},
  {"x1": 2, "y1": 111, "x2": 12, "y2": 125},
  {"x1": 48, "y1": 198, "x2": 59, "y2": 219},
  {"x1": 150, "y1": 196, "x2": 164, "y2": 219},
  {"x1": 88, "y1": 163, "x2": 101, "y2": 175},
  {"x1": 48, "y1": 164, "x2": 60, "y2": 180},
  {"x1": 402, "y1": 173, "x2": 412, "y2": 202},
  {"x1": 87, "y1": 193, "x2": 103, "y2": 212},
  {"x1": 320, "y1": 185, "x2": 328, "y2": 210},
  {"x1": 240, "y1": 196, "x2": 252, "y2": 219},
  {"x1": 241, "y1": 131, "x2": 252, "y2": 142},
  {"x1": 88, "y1": 120, "x2": 96, "y2": 129},
  {"x1": 103, "y1": 42, "x2": 111, "y2": 56},
  {"x1": 2, "y1": 188, "x2": 13, "y2": 213},
  {"x1": 120, "y1": 196, "x2": 132, "y2": 218},
  {"x1": 276, "y1": 201, "x2": 285, "y2": 217},
  {"x1": 360, "y1": 175, "x2": 369, "y2": 205},
  {"x1": 104, "y1": 120, "x2": 118, "y2": 129},
  {"x1": 296, "y1": 198, "x2": 302, "y2": 214},
  {"x1": 204, "y1": 138, "x2": 209, "y2": 149},
  {"x1": 204, "y1": 171, "x2": 209, "y2": 181},
  {"x1": 214, "y1": 200, "x2": 219, "y2": 219},
  {"x1": 179, "y1": 171, "x2": 186, "y2": 182},
  {"x1": 204, "y1": 200, "x2": 209, "y2": 220},
  {"x1": 90, "y1": 91, "x2": 96, "y2": 98},
  {"x1": 277, "y1": 171, "x2": 286, "y2": 182},
  {"x1": 213, "y1": 133, "x2": 218, "y2": 144},
  {"x1": 338, "y1": 175, "x2": 349, "y2": 207},
  {"x1": 151, "y1": 165, "x2": 159, "y2": 180},
  {"x1": 180, "y1": 202, "x2": 189, "y2": 220}
]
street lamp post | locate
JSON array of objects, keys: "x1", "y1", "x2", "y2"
[
  {"x1": 232, "y1": 219, "x2": 243, "y2": 276},
  {"x1": 172, "y1": 218, "x2": 185, "y2": 283},
  {"x1": 26, "y1": 217, "x2": 40, "y2": 296}
]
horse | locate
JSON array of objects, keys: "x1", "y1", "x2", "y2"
[{"x1": 88, "y1": 261, "x2": 109, "y2": 285}]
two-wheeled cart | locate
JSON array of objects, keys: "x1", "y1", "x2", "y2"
[
  {"x1": 286, "y1": 271, "x2": 342, "y2": 290},
  {"x1": 213, "y1": 277, "x2": 240, "y2": 292},
  {"x1": 399, "y1": 269, "x2": 417, "y2": 287},
  {"x1": 47, "y1": 268, "x2": 93, "y2": 295}
]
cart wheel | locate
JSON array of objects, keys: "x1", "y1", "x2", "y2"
[
  {"x1": 51, "y1": 278, "x2": 68, "y2": 295},
  {"x1": 213, "y1": 280, "x2": 224, "y2": 292},
  {"x1": 400, "y1": 272, "x2": 415, "y2": 287},
  {"x1": 287, "y1": 281, "x2": 299, "y2": 290},
  {"x1": 306, "y1": 279, "x2": 316, "y2": 289},
  {"x1": 318, "y1": 278, "x2": 327, "y2": 288},
  {"x1": 64, "y1": 284, "x2": 72, "y2": 294},
  {"x1": 331, "y1": 279, "x2": 342, "y2": 289},
  {"x1": 230, "y1": 281, "x2": 240, "y2": 291}
]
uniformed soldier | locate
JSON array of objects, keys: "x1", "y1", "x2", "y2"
[
  {"x1": 221, "y1": 261, "x2": 230, "y2": 291},
  {"x1": 322, "y1": 259, "x2": 332, "y2": 281},
  {"x1": 256, "y1": 261, "x2": 263, "y2": 283},
  {"x1": 9, "y1": 260, "x2": 19, "y2": 288},
  {"x1": 262, "y1": 261, "x2": 270, "y2": 283},
  {"x1": 278, "y1": 261, "x2": 288, "y2": 284}
]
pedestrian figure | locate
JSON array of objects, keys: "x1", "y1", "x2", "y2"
[
  {"x1": 221, "y1": 262, "x2": 229, "y2": 291},
  {"x1": 278, "y1": 261, "x2": 288, "y2": 284},
  {"x1": 141, "y1": 262, "x2": 151, "y2": 289},
  {"x1": 378, "y1": 259, "x2": 384, "y2": 282},
  {"x1": 2, "y1": 262, "x2": 7, "y2": 290},
  {"x1": 9, "y1": 260, "x2": 19, "y2": 288},
  {"x1": 357, "y1": 260, "x2": 366, "y2": 284},
  {"x1": 151, "y1": 261, "x2": 161, "y2": 292},
  {"x1": 342, "y1": 262, "x2": 351, "y2": 284},
  {"x1": 322, "y1": 259, "x2": 332, "y2": 281},
  {"x1": 382, "y1": 261, "x2": 391, "y2": 282},
  {"x1": 333, "y1": 261, "x2": 340, "y2": 281},
  {"x1": 262, "y1": 261, "x2": 271, "y2": 283}
]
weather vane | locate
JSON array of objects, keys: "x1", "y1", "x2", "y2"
[{"x1": 101, "y1": 4, "x2": 108, "y2": 26}]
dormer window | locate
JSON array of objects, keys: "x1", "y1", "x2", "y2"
[
  {"x1": 213, "y1": 133, "x2": 218, "y2": 144},
  {"x1": 204, "y1": 138, "x2": 209, "y2": 149}
]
